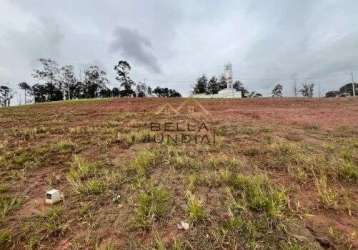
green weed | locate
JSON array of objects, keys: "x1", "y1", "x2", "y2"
[
  {"x1": 55, "y1": 139, "x2": 76, "y2": 153},
  {"x1": 315, "y1": 176, "x2": 337, "y2": 208},
  {"x1": 131, "y1": 150, "x2": 158, "y2": 176},
  {"x1": 0, "y1": 229, "x2": 11, "y2": 247},
  {"x1": 0, "y1": 196, "x2": 21, "y2": 220},
  {"x1": 185, "y1": 191, "x2": 206, "y2": 223},
  {"x1": 134, "y1": 185, "x2": 171, "y2": 228},
  {"x1": 82, "y1": 179, "x2": 105, "y2": 195},
  {"x1": 338, "y1": 160, "x2": 358, "y2": 183},
  {"x1": 21, "y1": 207, "x2": 67, "y2": 244},
  {"x1": 228, "y1": 174, "x2": 287, "y2": 217},
  {"x1": 67, "y1": 156, "x2": 98, "y2": 181},
  {"x1": 66, "y1": 156, "x2": 105, "y2": 195}
]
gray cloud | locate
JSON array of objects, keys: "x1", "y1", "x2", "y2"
[
  {"x1": 110, "y1": 26, "x2": 161, "y2": 74},
  {"x1": 1, "y1": 0, "x2": 358, "y2": 98}
]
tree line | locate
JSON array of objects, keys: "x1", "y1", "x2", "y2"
[
  {"x1": 325, "y1": 83, "x2": 358, "y2": 97},
  {"x1": 272, "y1": 83, "x2": 315, "y2": 98},
  {"x1": 0, "y1": 59, "x2": 181, "y2": 107},
  {"x1": 192, "y1": 74, "x2": 318, "y2": 98},
  {"x1": 192, "y1": 74, "x2": 255, "y2": 97}
]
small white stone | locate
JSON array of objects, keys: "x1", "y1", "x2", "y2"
[
  {"x1": 112, "y1": 194, "x2": 121, "y2": 203},
  {"x1": 177, "y1": 221, "x2": 189, "y2": 230}
]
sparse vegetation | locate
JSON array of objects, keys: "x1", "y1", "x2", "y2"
[
  {"x1": 134, "y1": 185, "x2": 171, "y2": 228},
  {"x1": 0, "y1": 98, "x2": 357, "y2": 249},
  {"x1": 185, "y1": 191, "x2": 207, "y2": 223},
  {"x1": 315, "y1": 175, "x2": 338, "y2": 208},
  {"x1": 0, "y1": 196, "x2": 21, "y2": 220},
  {"x1": 227, "y1": 174, "x2": 287, "y2": 217}
]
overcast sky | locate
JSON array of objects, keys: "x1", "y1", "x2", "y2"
[{"x1": 1, "y1": 0, "x2": 358, "y2": 100}]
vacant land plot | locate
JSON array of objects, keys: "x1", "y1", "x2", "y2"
[{"x1": 0, "y1": 97, "x2": 357, "y2": 249}]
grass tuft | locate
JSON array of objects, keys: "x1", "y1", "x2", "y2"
[
  {"x1": 67, "y1": 156, "x2": 105, "y2": 195},
  {"x1": 338, "y1": 160, "x2": 358, "y2": 183},
  {"x1": 0, "y1": 196, "x2": 21, "y2": 220},
  {"x1": 134, "y1": 185, "x2": 171, "y2": 228},
  {"x1": 0, "y1": 229, "x2": 11, "y2": 247},
  {"x1": 55, "y1": 139, "x2": 76, "y2": 153},
  {"x1": 228, "y1": 174, "x2": 287, "y2": 217},
  {"x1": 185, "y1": 191, "x2": 206, "y2": 223},
  {"x1": 315, "y1": 175, "x2": 337, "y2": 208},
  {"x1": 131, "y1": 150, "x2": 158, "y2": 176}
]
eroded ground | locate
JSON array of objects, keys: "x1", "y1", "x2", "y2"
[{"x1": 0, "y1": 97, "x2": 357, "y2": 249}]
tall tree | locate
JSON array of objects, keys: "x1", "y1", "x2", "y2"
[
  {"x1": 99, "y1": 87, "x2": 112, "y2": 98},
  {"x1": 0, "y1": 85, "x2": 14, "y2": 107},
  {"x1": 71, "y1": 81, "x2": 86, "y2": 99},
  {"x1": 112, "y1": 87, "x2": 120, "y2": 97},
  {"x1": 136, "y1": 82, "x2": 147, "y2": 97},
  {"x1": 193, "y1": 75, "x2": 208, "y2": 94},
  {"x1": 300, "y1": 83, "x2": 314, "y2": 97},
  {"x1": 272, "y1": 84, "x2": 283, "y2": 97},
  {"x1": 233, "y1": 80, "x2": 249, "y2": 97},
  {"x1": 32, "y1": 58, "x2": 63, "y2": 101},
  {"x1": 147, "y1": 86, "x2": 153, "y2": 96},
  {"x1": 44, "y1": 83, "x2": 63, "y2": 101},
  {"x1": 31, "y1": 84, "x2": 47, "y2": 102},
  {"x1": 32, "y1": 58, "x2": 61, "y2": 87},
  {"x1": 60, "y1": 65, "x2": 77, "y2": 100},
  {"x1": 114, "y1": 60, "x2": 135, "y2": 97},
  {"x1": 218, "y1": 76, "x2": 227, "y2": 91},
  {"x1": 18, "y1": 82, "x2": 31, "y2": 104},
  {"x1": 207, "y1": 76, "x2": 219, "y2": 94},
  {"x1": 83, "y1": 65, "x2": 109, "y2": 98}
]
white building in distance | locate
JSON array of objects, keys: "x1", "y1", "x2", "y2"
[{"x1": 192, "y1": 63, "x2": 242, "y2": 98}]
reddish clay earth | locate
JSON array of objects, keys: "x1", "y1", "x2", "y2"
[{"x1": 0, "y1": 97, "x2": 357, "y2": 249}]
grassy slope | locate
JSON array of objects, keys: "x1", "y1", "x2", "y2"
[{"x1": 0, "y1": 98, "x2": 357, "y2": 249}]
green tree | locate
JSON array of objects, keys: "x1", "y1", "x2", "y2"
[
  {"x1": 300, "y1": 83, "x2": 314, "y2": 97},
  {"x1": 112, "y1": 87, "x2": 120, "y2": 97},
  {"x1": 18, "y1": 82, "x2": 31, "y2": 104},
  {"x1": 32, "y1": 58, "x2": 63, "y2": 101},
  {"x1": 153, "y1": 87, "x2": 181, "y2": 97},
  {"x1": 207, "y1": 76, "x2": 219, "y2": 94},
  {"x1": 0, "y1": 85, "x2": 13, "y2": 107},
  {"x1": 233, "y1": 80, "x2": 249, "y2": 97},
  {"x1": 32, "y1": 59, "x2": 61, "y2": 87},
  {"x1": 193, "y1": 75, "x2": 208, "y2": 94},
  {"x1": 339, "y1": 83, "x2": 358, "y2": 96},
  {"x1": 218, "y1": 76, "x2": 227, "y2": 91},
  {"x1": 272, "y1": 84, "x2": 283, "y2": 97},
  {"x1": 60, "y1": 65, "x2": 77, "y2": 100},
  {"x1": 114, "y1": 60, "x2": 135, "y2": 97},
  {"x1": 83, "y1": 65, "x2": 109, "y2": 98}
]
